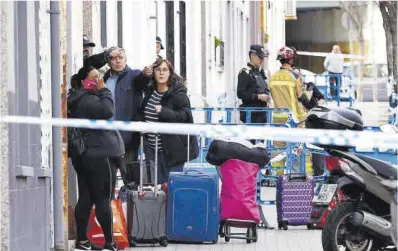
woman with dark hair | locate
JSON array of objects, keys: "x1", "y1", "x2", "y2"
[
  {"x1": 140, "y1": 59, "x2": 199, "y2": 184},
  {"x1": 68, "y1": 66, "x2": 124, "y2": 251}
]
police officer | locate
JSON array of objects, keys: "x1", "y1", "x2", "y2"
[
  {"x1": 83, "y1": 35, "x2": 96, "y2": 61},
  {"x1": 156, "y1": 36, "x2": 164, "y2": 59},
  {"x1": 237, "y1": 44, "x2": 270, "y2": 124}
]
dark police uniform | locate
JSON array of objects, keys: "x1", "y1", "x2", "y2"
[
  {"x1": 156, "y1": 36, "x2": 164, "y2": 60},
  {"x1": 237, "y1": 45, "x2": 269, "y2": 124}
]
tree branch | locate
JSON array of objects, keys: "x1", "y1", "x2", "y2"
[{"x1": 339, "y1": 1, "x2": 363, "y2": 33}]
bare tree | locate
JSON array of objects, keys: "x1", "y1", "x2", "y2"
[
  {"x1": 339, "y1": 1, "x2": 366, "y2": 79},
  {"x1": 377, "y1": 1, "x2": 397, "y2": 82}
]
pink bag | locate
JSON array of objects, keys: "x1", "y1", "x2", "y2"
[{"x1": 220, "y1": 159, "x2": 260, "y2": 223}]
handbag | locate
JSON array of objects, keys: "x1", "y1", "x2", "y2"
[{"x1": 67, "y1": 127, "x2": 86, "y2": 157}]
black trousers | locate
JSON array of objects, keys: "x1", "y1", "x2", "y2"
[{"x1": 72, "y1": 155, "x2": 116, "y2": 243}]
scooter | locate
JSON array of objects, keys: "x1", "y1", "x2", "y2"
[
  {"x1": 381, "y1": 178, "x2": 398, "y2": 247},
  {"x1": 380, "y1": 123, "x2": 398, "y2": 247},
  {"x1": 321, "y1": 123, "x2": 397, "y2": 251}
]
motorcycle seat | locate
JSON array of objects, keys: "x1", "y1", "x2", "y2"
[{"x1": 355, "y1": 154, "x2": 397, "y2": 180}]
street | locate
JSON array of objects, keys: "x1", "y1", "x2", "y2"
[
  {"x1": 359, "y1": 83, "x2": 389, "y2": 102},
  {"x1": 69, "y1": 187, "x2": 323, "y2": 251},
  {"x1": 327, "y1": 101, "x2": 390, "y2": 126},
  {"x1": 110, "y1": 101, "x2": 390, "y2": 251}
]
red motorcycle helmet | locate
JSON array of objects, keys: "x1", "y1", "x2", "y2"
[{"x1": 277, "y1": 46, "x2": 297, "y2": 63}]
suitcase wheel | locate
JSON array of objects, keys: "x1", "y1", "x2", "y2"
[
  {"x1": 278, "y1": 221, "x2": 288, "y2": 230},
  {"x1": 307, "y1": 223, "x2": 315, "y2": 230},
  {"x1": 253, "y1": 228, "x2": 258, "y2": 243},
  {"x1": 246, "y1": 228, "x2": 256, "y2": 244},
  {"x1": 129, "y1": 240, "x2": 137, "y2": 247},
  {"x1": 219, "y1": 221, "x2": 225, "y2": 237},
  {"x1": 224, "y1": 224, "x2": 231, "y2": 242},
  {"x1": 159, "y1": 237, "x2": 168, "y2": 247}
]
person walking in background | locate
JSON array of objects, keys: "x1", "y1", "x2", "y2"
[
  {"x1": 237, "y1": 45, "x2": 270, "y2": 130},
  {"x1": 324, "y1": 45, "x2": 344, "y2": 97},
  {"x1": 140, "y1": 58, "x2": 199, "y2": 184},
  {"x1": 68, "y1": 66, "x2": 125, "y2": 251}
]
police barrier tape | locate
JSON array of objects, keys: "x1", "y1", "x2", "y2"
[
  {"x1": 297, "y1": 50, "x2": 369, "y2": 60},
  {"x1": 1, "y1": 115, "x2": 398, "y2": 150}
]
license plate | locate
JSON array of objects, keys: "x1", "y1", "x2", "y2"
[{"x1": 312, "y1": 184, "x2": 337, "y2": 205}]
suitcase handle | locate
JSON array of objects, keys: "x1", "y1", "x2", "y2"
[
  {"x1": 287, "y1": 173, "x2": 307, "y2": 182},
  {"x1": 139, "y1": 133, "x2": 159, "y2": 197},
  {"x1": 184, "y1": 169, "x2": 204, "y2": 176}
]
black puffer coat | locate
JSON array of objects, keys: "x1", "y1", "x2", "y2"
[
  {"x1": 139, "y1": 78, "x2": 199, "y2": 167},
  {"x1": 67, "y1": 87, "x2": 125, "y2": 158}
]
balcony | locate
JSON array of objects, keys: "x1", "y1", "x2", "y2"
[{"x1": 296, "y1": 1, "x2": 340, "y2": 11}]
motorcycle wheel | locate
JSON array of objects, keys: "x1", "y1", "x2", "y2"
[{"x1": 321, "y1": 202, "x2": 379, "y2": 251}]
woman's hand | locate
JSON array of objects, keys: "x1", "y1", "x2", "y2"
[
  {"x1": 97, "y1": 79, "x2": 106, "y2": 90},
  {"x1": 155, "y1": 105, "x2": 162, "y2": 113}
]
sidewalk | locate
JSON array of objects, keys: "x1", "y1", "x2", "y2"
[{"x1": 68, "y1": 187, "x2": 323, "y2": 251}]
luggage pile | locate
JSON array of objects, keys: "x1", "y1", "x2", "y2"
[
  {"x1": 111, "y1": 136, "x2": 272, "y2": 248},
  {"x1": 85, "y1": 133, "x2": 338, "y2": 250}
]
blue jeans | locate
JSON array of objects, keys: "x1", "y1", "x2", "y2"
[{"x1": 144, "y1": 147, "x2": 184, "y2": 184}]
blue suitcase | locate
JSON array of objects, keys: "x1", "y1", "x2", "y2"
[{"x1": 166, "y1": 170, "x2": 219, "y2": 243}]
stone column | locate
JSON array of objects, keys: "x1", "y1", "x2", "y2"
[
  {"x1": 0, "y1": 1, "x2": 11, "y2": 251},
  {"x1": 83, "y1": 1, "x2": 93, "y2": 39}
]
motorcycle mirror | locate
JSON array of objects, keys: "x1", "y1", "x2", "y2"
[{"x1": 380, "y1": 124, "x2": 398, "y2": 134}]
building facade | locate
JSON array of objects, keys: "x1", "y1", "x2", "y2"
[{"x1": 0, "y1": 1, "x2": 288, "y2": 250}]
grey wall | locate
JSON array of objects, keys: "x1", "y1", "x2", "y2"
[{"x1": 8, "y1": 2, "x2": 52, "y2": 251}]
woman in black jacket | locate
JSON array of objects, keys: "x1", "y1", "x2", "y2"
[
  {"x1": 68, "y1": 66, "x2": 124, "y2": 251},
  {"x1": 140, "y1": 59, "x2": 198, "y2": 184}
]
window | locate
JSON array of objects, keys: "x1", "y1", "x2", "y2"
[
  {"x1": 220, "y1": 41, "x2": 225, "y2": 67},
  {"x1": 165, "y1": 1, "x2": 174, "y2": 65},
  {"x1": 179, "y1": 1, "x2": 186, "y2": 79},
  {"x1": 201, "y1": 1, "x2": 206, "y2": 98},
  {"x1": 117, "y1": 1, "x2": 123, "y2": 47},
  {"x1": 13, "y1": 1, "x2": 41, "y2": 168},
  {"x1": 100, "y1": 1, "x2": 107, "y2": 48}
]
